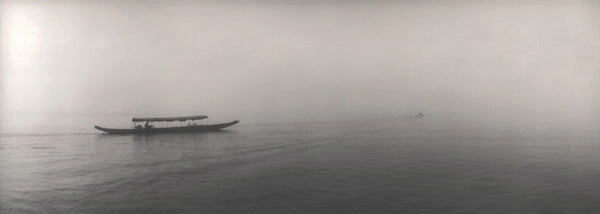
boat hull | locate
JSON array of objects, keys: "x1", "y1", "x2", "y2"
[{"x1": 95, "y1": 120, "x2": 239, "y2": 134}]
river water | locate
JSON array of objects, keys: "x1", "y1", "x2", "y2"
[{"x1": 1, "y1": 118, "x2": 599, "y2": 213}]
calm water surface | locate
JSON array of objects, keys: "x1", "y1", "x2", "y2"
[{"x1": 1, "y1": 120, "x2": 599, "y2": 213}]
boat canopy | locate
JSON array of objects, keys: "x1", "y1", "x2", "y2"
[{"x1": 132, "y1": 115, "x2": 208, "y2": 122}]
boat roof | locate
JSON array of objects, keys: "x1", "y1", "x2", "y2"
[{"x1": 132, "y1": 115, "x2": 208, "y2": 122}]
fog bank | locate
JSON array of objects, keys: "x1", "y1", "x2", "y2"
[{"x1": 1, "y1": 0, "x2": 599, "y2": 132}]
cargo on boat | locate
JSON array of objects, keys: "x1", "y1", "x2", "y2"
[{"x1": 94, "y1": 115, "x2": 239, "y2": 134}]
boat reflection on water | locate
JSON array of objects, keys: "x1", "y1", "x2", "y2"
[{"x1": 93, "y1": 129, "x2": 240, "y2": 163}]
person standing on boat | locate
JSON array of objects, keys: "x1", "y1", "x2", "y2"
[{"x1": 144, "y1": 121, "x2": 153, "y2": 129}]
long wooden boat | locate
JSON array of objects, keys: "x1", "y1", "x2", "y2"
[{"x1": 94, "y1": 115, "x2": 239, "y2": 134}]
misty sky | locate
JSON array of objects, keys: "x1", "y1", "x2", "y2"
[{"x1": 1, "y1": 0, "x2": 599, "y2": 126}]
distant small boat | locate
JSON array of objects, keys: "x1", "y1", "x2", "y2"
[{"x1": 94, "y1": 115, "x2": 239, "y2": 134}]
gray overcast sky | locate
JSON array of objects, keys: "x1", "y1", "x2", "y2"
[{"x1": 1, "y1": 0, "x2": 599, "y2": 126}]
